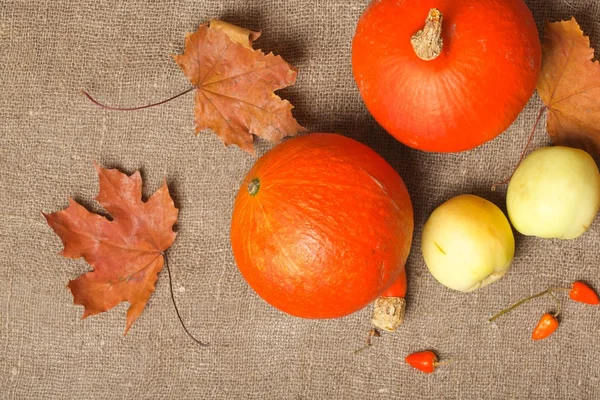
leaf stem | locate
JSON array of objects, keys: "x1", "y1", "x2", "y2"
[
  {"x1": 163, "y1": 252, "x2": 209, "y2": 347},
  {"x1": 489, "y1": 289, "x2": 551, "y2": 322},
  {"x1": 353, "y1": 344, "x2": 371, "y2": 354},
  {"x1": 492, "y1": 106, "x2": 547, "y2": 190},
  {"x1": 549, "y1": 291, "x2": 562, "y2": 318},
  {"x1": 353, "y1": 328, "x2": 380, "y2": 354},
  {"x1": 489, "y1": 286, "x2": 572, "y2": 322},
  {"x1": 81, "y1": 88, "x2": 194, "y2": 111}
]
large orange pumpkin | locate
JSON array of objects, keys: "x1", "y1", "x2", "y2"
[
  {"x1": 352, "y1": 0, "x2": 542, "y2": 152},
  {"x1": 230, "y1": 133, "x2": 413, "y2": 320}
]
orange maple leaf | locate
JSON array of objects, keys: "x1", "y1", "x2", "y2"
[
  {"x1": 173, "y1": 20, "x2": 305, "y2": 154},
  {"x1": 537, "y1": 18, "x2": 600, "y2": 156},
  {"x1": 44, "y1": 163, "x2": 178, "y2": 334}
]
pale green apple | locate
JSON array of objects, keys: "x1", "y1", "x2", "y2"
[
  {"x1": 507, "y1": 146, "x2": 600, "y2": 240},
  {"x1": 422, "y1": 194, "x2": 515, "y2": 292}
]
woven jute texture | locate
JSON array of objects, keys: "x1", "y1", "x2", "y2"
[{"x1": 1, "y1": 0, "x2": 599, "y2": 398}]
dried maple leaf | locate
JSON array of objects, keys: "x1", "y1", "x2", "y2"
[
  {"x1": 173, "y1": 20, "x2": 305, "y2": 154},
  {"x1": 44, "y1": 163, "x2": 178, "y2": 334},
  {"x1": 537, "y1": 18, "x2": 600, "y2": 156}
]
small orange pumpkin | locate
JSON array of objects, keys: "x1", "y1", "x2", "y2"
[
  {"x1": 352, "y1": 0, "x2": 542, "y2": 152},
  {"x1": 230, "y1": 133, "x2": 413, "y2": 319}
]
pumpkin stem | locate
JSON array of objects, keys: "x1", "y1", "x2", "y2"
[
  {"x1": 248, "y1": 178, "x2": 260, "y2": 196},
  {"x1": 372, "y1": 297, "x2": 405, "y2": 332},
  {"x1": 411, "y1": 8, "x2": 444, "y2": 61}
]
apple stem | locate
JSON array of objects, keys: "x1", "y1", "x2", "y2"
[
  {"x1": 81, "y1": 88, "x2": 194, "y2": 111},
  {"x1": 163, "y1": 252, "x2": 209, "y2": 346},
  {"x1": 491, "y1": 106, "x2": 547, "y2": 190}
]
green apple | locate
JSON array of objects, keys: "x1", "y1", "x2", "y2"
[
  {"x1": 422, "y1": 194, "x2": 515, "y2": 292},
  {"x1": 507, "y1": 146, "x2": 600, "y2": 239}
]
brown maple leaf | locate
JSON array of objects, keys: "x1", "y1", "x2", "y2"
[
  {"x1": 173, "y1": 20, "x2": 305, "y2": 154},
  {"x1": 44, "y1": 163, "x2": 178, "y2": 334},
  {"x1": 537, "y1": 18, "x2": 600, "y2": 156}
]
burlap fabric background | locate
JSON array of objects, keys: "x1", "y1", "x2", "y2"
[{"x1": 1, "y1": 0, "x2": 599, "y2": 398}]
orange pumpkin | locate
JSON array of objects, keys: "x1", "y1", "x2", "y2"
[
  {"x1": 230, "y1": 133, "x2": 413, "y2": 320},
  {"x1": 352, "y1": 0, "x2": 542, "y2": 152}
]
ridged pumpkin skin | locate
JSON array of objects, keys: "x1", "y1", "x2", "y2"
[
  {"x1": 230, "y1": 133, "x2": 414, "y2": 318},
  {"x1": 352, "y1": 0, "x2": 542, "y2": 152}
]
